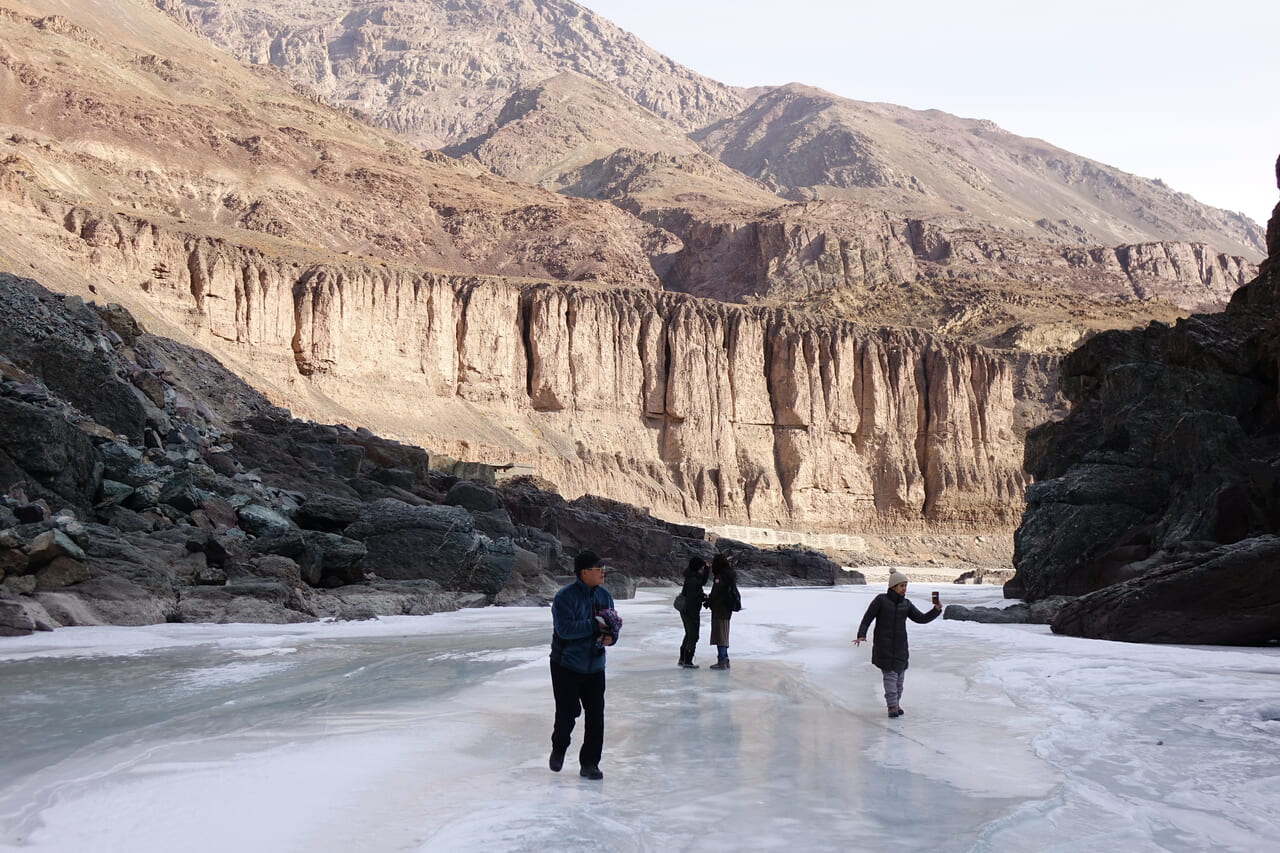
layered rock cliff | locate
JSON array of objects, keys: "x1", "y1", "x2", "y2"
[{"x1": 1009, "y1": 157, "x2": 1280, "y2": 644}]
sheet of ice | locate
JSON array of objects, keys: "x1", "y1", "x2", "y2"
[{"x1": 1, "y1": 584, "x2": 1276, "y2": 852}]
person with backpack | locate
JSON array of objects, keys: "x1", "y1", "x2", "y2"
[
  {"x1": 676, "y1": 556, "x2": 710, "y2": 668},
  {"x1": 705, "y1": 553, "x2": 741, "y2": 670},
  {"x1": 853, "y1": 570, "x2": 941, "y2": 718}
]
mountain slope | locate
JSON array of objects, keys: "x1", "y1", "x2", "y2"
[
  {"x1": 441, "y1": 70, "x2": 703, "y2": 188},
  {"x1": 0, "y1": 0, "x2": 663, "y2": 286},
  {"x1": 159, "y1": 0, "x2": 748, "y2": 147},
  {"x1": 694, "y1": 84, "x2": 1265, "y2": 261}
]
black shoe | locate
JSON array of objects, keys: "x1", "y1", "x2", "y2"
[
  {"x1": 580, "y1": 765, "x2": 604, "y2": 780},
  {"x1": 709, "y1": 660, "x2": 729, "y2": 670},
  {"x1": 679, "y1": 660, "x2": 699, "y2": 669},
  {"x1": 549, "y1": 749, "x2": 565, "y2": 772}
]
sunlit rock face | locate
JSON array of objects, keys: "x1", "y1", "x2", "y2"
[{"x1": 46, "y1": 209, "x2": 1029, "y2": 534}]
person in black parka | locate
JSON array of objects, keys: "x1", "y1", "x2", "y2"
[
  {"x1": 706, "y1": 553, "x2": 741, "y2": 670},
  {"x1": 677, "y1": 557, "x2": 709, "y2": 668},
  {"x1": 854, "y1": 570, "x2": 940, "y2": 718}
]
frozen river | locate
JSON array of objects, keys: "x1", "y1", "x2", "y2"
[{"x1": 1, "y1": 584, "x2": 1277, "y2": 852}]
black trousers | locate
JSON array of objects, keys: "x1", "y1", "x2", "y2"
[
  {"x1": 679, "y1": 608, "x2": 701, "y2": 662},
  {"x1": 550, "y1": 660, "x2": 606, "y2": 767}
]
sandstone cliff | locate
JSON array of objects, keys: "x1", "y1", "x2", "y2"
[
  {"x1": 0, "y1": 0, "x2": 662, "y2": 286},
  {"x1": 26, "y1": 204, "x2": 1029, "y2": 535}
]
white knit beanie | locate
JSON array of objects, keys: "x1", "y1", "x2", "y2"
[{"x1": 887, "y1": 570, "x2": 910, "y2": 588}]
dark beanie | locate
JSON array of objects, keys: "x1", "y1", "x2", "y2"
[{"x1": 574, "y1": 550, "x2": 604, "y2": 575}]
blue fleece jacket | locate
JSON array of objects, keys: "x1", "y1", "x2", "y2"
[{"x1": 550, "y1": 579, "x2": 618, "y2": 674}]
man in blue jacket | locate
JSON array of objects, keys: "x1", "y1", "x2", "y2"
[{"x1": 549, "y1": 550, "x2": 620, "y2": 780}]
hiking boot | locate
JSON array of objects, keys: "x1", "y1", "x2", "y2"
[
  {"x1": 579, "y1": 765, "x2": 604, "y2": 780},
  {"x1": 709, "y1": 660, "x2": 729, "y2": 670},
  {"x1": 549, "y1": 748, "x2": 565, "y2": 772},
  {"x1": 887, "y1": 707, "x2": 903, "y2": 718}
]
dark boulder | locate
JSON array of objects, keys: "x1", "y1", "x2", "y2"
[
  {"x1": 295, "y1": 494, "x2": 363, "y2": 532},
  {"x1": 345, "y1": 499, "x2": 514, "y2": 593},
  {"x1": 1050, "y1": 537, "x2": 1280, "y2": 644},
  {"x1": 175, "y1": 581, "x2": 314, "y2": 624},
  {"x1": 0, "y1": 595, "x2": 38, "y2": 636},
  {"x1": 944, "y1": 597, "x2": 1072, "y2": 624},
  {"x1": 0, "y1": 396, "x2": 98, "y2": 510},
  {"x1": 714, "y1": 538, "x2": 847, "y2": 586}
]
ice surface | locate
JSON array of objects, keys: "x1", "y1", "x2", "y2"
[{"x1": 1, "y1": 584, "x2": 1276, "y2": 852}]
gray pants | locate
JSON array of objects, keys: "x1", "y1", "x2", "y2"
[{"x1": 881, "y1": 668, "x2": 905, "y2": 709}]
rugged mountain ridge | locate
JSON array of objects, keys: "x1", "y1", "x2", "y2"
[
  {"x1": 157, "y1": 0, "x2": 748, "y2": 146},
  {"x1": 693, "y1": 85, "x2": 1264, "y2": 259},
  {"x1": 162, "y1": 0, "x2": 1263, "y2": 353},
  {"x1": 0, "y1": 0, "x2": 662, "y2": 286}
]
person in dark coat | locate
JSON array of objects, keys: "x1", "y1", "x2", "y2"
[
  {"x1": 854, "y1": 570, "x2": 940, "y2": 718},
  {"x1": 549, "y1": 550, "x2": 620, "y2": 780},
  {"x1": 705, "y1": 553, "x2": 740, "y2": 670},
  {"x1": 677, "y1": 557, "x2": 709, "y2": 668}
]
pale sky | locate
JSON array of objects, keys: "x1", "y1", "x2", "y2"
[{"x1": 578, "y1": 0, "x2": 1279, "y2": 228}]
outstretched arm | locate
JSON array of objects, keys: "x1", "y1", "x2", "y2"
[
  {"x1": 854, "y1": 596, "x2": 881, "y2": 643},
  {"x1": 909, "y1": 601, "x2": 942, "y2": 624}
]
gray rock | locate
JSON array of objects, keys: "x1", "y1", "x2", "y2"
[
  {"x1": 0, "y1": 596, "x2": 36, "y2": 636},
  {"x1": 35, "y1": 556, "x2": 90, "y2": 589},
  {"x1": 346, "y1": 499, "x2": 513, "y2": 593},
  {"x1": 158, "y1": 471, "x2": 202, "y2": 512},
  {"x1": 0, "y1": 547, "x2": 29, "y2": 577},
  {"x1": 247, "y1": 554, "x2": 303, "y2": 586},
  {"x1": 98, "y1": 479, "x2": 135, "y2": 506},
  {"x1": 25, "y1": 529, "x2": 87, "y2": 566},
  {"x1": 175, "y1": 582, "x2": 315, "y2": 624},
  {"x1": 3, "y1": 574, "x2": 37, "y2": 595},
  {"x1": 300, "y1": 530, "x2": 366, "y2": 585},
  {"x1": 294, "y1": 493, "x2": 363, "y2": 532},
  {"x1": 237, "y1": 504, "x2": 294, "y2": 536},
  {"x1": 944, "y1": 597, "x2": 1072, "y2": 624},
  {"x1": 445, "y1": 480, "x2": 502, "y2": 513}
]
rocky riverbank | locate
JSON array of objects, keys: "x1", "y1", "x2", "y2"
[{"x1": 0, "y1": 272, "x2": 853, "y2": 636}]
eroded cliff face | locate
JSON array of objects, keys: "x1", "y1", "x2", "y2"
[{"x1": 37, "y1": 206, "x2": 1029, "y2": 534}]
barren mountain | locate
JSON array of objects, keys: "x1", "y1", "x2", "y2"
[
  {"x1": 170, "y1": 0, "x2": 1261, "y2": 353},
  {"x1": 0, "y1": 0, "x2": 1038, "y2": 541},
  {"x1": 0, "y1": 0, "x2": 662, "y2": 287},
  {"x1": 441, "y1": 71, "x2": 703, "y2": 188},
  {"x1": 694, "y1": 84, "x2": 1265, "y2": 261},
  {"x1": 158, "y1": 0, "x2": 748, "y2": 147},
  {"x1": 555, "y1": 149, "x2": 1252, "y2": 350}
]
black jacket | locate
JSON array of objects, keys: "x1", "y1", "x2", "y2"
[
  {"x1": 857, "y1": 589, "x2": 939, "y2": 672},
  {"x1": 706, "y1": 568, "x2": 741, "y2": 619},
  {"x1": 679, "y1": 565, "x2": 708, "y2": 615}
]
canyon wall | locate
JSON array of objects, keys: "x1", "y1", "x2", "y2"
[{"x1": 44, "y1": 205, "x2": 1029, "y2": 534}]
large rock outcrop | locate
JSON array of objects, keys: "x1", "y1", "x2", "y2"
[{"x1": 1011, "y1": 156, "x2": 1280, "y2": 644}]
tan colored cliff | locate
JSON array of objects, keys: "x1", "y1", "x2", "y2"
[{"x1": 16, "y1": 201, "x2": 1028, "y2": 534}]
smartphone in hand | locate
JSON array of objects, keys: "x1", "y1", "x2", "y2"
[{"x1": 931, "y1": 590, "x2": 940, "y2": 606}]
